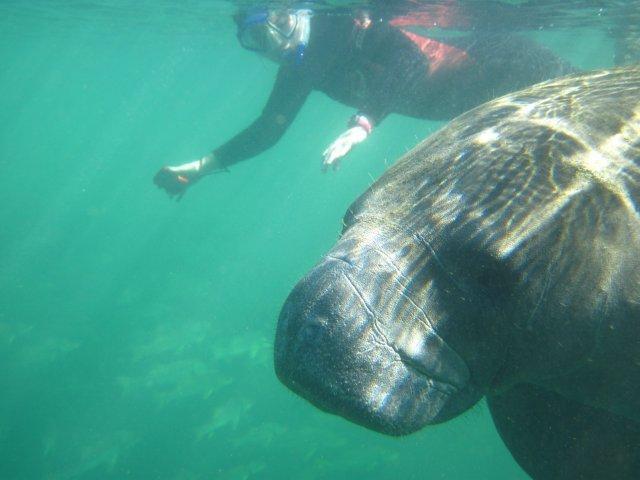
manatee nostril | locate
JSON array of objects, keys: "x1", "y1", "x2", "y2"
[{"x1": 297, "y1": 317, "x2": 327, "y2": 344}]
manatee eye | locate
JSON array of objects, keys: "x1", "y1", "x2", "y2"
[
  {"x1": 340, "y1": 208, "x2": 356, "y2": 236},
  {"x1": 339, "y1": 194, "x2": 369, "y2": 238}
]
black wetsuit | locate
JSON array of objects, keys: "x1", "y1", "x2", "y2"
[{"x1": 214, "y1": 14, "x2": 575, "y2": 168}]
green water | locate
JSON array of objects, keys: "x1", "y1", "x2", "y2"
[{"x1": 0, "y1": 2, "x2": 616, "y2": 479}]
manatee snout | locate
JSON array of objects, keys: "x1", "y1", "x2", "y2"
[
  {"x1": 274, "y1": 256, "x2": 370, "y2": 411},
  {"x1": 275, "y1": 245, "x2": 479, "y2": 435}
]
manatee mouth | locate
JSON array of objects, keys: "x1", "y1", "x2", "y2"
[
  {"x1": 328, "y1": 254, "x2": 467, "y2": 391},
  {"x1": 274, "y1": 252, "x2": 476, "y2": 435}
]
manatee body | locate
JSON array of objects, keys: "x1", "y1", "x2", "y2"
[{"x1": 275, "y1": 65, "x2": 640, "y2": 479}]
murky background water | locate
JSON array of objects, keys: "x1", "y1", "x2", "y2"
[{"x1": 0, "y1": 1, "x2": 634, "y2": 478}]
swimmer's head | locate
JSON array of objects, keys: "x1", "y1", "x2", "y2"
[{"x1": 235, "y1": 8, "x2": 311, "y2": 64}]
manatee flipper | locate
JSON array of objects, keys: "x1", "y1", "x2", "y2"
[{"x1": 487, "y1": 384, "x2": 640, "y2": 479}]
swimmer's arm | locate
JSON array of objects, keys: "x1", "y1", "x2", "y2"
[
  {"x1": 212, "y1": 66, "x2": 313, "y2": 169},
  {"x1": 323, "y1": 26, "x2": 419, "y2": 170}
]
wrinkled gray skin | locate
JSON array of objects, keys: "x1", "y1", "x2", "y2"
[{"x1": 275, "y1": 66, "x2": 640, "y2": 479}]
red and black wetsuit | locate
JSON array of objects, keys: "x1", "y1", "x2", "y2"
[{"x1": 214, "y1": 13, "x2": 575, "y2": 168}]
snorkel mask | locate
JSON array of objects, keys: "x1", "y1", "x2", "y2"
[{"x1": 236, "y1": 8, "x2": 311, "y2": 64}]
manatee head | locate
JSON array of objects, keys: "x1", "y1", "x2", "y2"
[{"x1": 274, "y1": 201, "x2": 510, "y2": 435}]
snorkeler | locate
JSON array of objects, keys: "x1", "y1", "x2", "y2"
[{"x1": 154, "y1": 6, "x2": 575, "y2": 198}]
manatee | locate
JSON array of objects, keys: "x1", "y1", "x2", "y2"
[{"x1": 274, "y1": 65, "x2": 640, "y2": 479}]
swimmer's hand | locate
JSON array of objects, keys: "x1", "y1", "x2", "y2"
[
  {"x1": 153, "y1": 154, "x2": 219, "y2": 200},
  {"x1": 322, "y1": 125, "x2": 369, "y2": 172}
]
